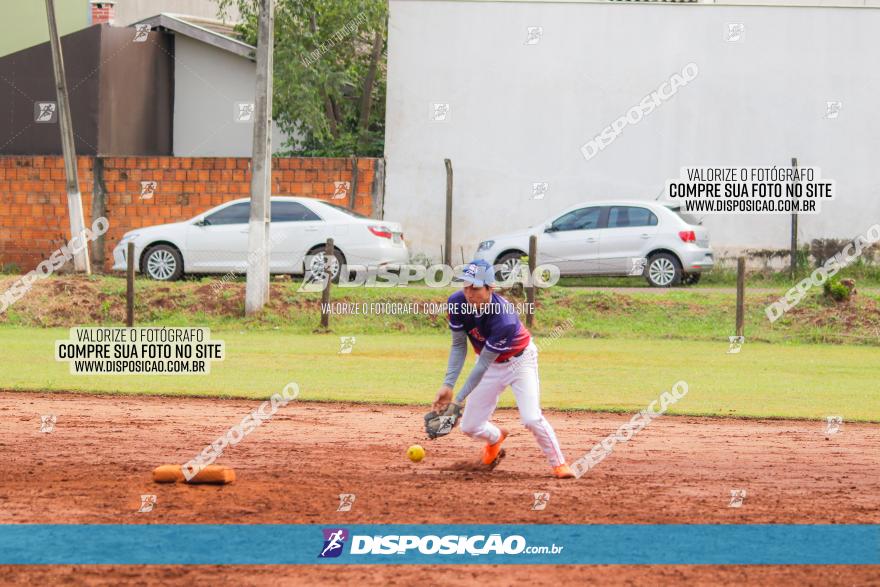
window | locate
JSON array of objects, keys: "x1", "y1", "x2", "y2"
[
  {"x1": 607, "y1": 206, "x2": 658, "y2": 228},
  {"x1": 272, "y1": 201, "x2": 321, "y2": 222},
  {"x1": 322, "y1": 202, "x2": 368, "y2": 219},
  {"x1": 551, "y1": 207, "x2": 601, "y2": 231},
  {"x1": 666, "y1": 206, "x2": 701, "y2": 226},
  {"x1": 204, "y1": 202, "x2": 250, "y2": 225}
]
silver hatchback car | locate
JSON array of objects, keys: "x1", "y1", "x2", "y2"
[{"x1": 473, "y1": 201, "x2": 713, "y2": 287}]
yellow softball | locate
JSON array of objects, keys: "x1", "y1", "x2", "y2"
[{"x1": 407, "y1": 444, "x2": 426, "y2": 462}]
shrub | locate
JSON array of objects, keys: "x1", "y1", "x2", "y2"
[{"x1": 822, "y1": 277, "x2": 853, "y2": 302}]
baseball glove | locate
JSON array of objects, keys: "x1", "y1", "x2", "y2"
[{"x1": 424, "y1": 402, "x2": 463, "y2": 439}]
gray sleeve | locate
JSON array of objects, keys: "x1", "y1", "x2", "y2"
[
  {"x1": 442, "y1": 329, "x2": 468, "y2": 388},
  {"x1": 454, "y1": 349, "x2": 500, "y2": 403}
]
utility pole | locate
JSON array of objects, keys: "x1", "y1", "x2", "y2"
[
  {"x1": 245, "y1": 0, "x2": 275, "y2": 315},
  {"x1": 45, "y1": 0, "x2": 90, "y2": 273}
]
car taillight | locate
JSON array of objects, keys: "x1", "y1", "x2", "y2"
[
  {"x1": 678, "y1": 230, "x2": 696, "y2": 243},
  {"x1": 368, "y1": 225, "x2": 393, "y2": 239}
]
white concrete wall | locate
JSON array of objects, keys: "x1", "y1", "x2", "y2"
[
  {"x1": 709, "y1": 0, "x2": 880, "y2": 6},
  {"x1": 385, "y1": 0, "x2": 880, "y2": 260},
  {"x1": 112, "y1": 0, "x2": 240, "y2": 26},
  {"x1": 173, "y1": 35, "x2": 287, "y2": 157}
]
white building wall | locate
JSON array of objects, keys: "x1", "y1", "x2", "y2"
[
  {"x1": 112, "y1": 0, "x2": 241, "y2": 26},
  {"x1": 173, "y1": 35, "x2": 287, "y2": 157},
  {"x1": 384, "y1": 0, "x2": 880, "y2": 260},
  {"x1": 709, "y1": 0, "x2": 880, "y2": 6}
]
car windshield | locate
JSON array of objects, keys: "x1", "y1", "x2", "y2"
[{"x1": 666, "y1": 206, "x2": 701, "y2": 226}]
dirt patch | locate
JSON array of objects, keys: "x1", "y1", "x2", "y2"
[
  {"x1": 0, "y1": 276, "x2": 323, "y2": 327},
  {"x1": 442, "y1": 448, "x2": 506, "y2": 472},
  {"x1": 573, "y1": 292, "x2": 638, "y2": 313},
  {"x1": 762, "y1": 291, "x2": 880, "y2": 343},
  {"x1": 790, "y1": 296, "x2": 880, "y2": 332},
  {"x1": 0, "y1": 391, "x2": 877, "y2": 584},
  {"x1": 2, "y1": 565, "x2": 875, "y2": 586}
]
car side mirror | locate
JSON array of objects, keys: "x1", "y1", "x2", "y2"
[
  {"x1": 194, "y1": 218, "x2": 209, "y2": 227},
  {"x1": 544, "y1": 223, "x2": 556, "y2": 233}
]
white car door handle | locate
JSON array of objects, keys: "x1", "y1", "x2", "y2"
[
  {"x1": 640, "y1": 233, "x2": 651, "y2": 239},
  {"x1": 240, "y1": 229, "x2": 249, "y2": 233},
  {"x1": 586, "y1": 237, "x2": 597, "y2": 243},
  {"x1": 304, "y1": 226, "x2": 318, "y2": 232}
]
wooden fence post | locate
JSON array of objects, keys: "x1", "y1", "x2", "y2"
[
  {"x1": 735, "y1": 256, "x2": 745, "y2": 337},
  {"x1": 790, "y1": 156, "x2": 799, "y2": 278},
  {"x1": 126, "y1": 242, "x2": 135, "y2": 327},
  {"x1": 526, "y1": 235, "x2": 537, "y2": 328},
  {"x1": 320, "y1": 238, "x2": 334, "y2": 329},
  {"x1": 444, "y1": 159, "x2": 453, "y2": 266}
]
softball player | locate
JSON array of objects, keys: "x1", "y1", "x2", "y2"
[{"x1": 431, "y1": 260, "x2": 574, "y2": 478}]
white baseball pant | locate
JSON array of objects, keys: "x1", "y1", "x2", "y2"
[{"x1": 459, "y1": 342, "x2": 566, "y2": 467}]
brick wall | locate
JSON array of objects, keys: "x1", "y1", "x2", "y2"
[
  {"x1": 91, "y1": 3, "x2": 115, "y2": 25},
  {"x1": 0, "y1": 156, "x2": 380, "y2": 272}
]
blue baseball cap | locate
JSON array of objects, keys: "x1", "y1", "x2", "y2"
[{"x1": 455, "y1": 259, "x2": 496, "y2": 287}]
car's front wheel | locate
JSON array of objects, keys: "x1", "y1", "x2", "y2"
[
  {"x1": 645, "y1": 253, "x2": 682, "y2": 288},
  {"x1": 142, "y1": 245, "x2": 184, "y2": 281},
  {"x1": 495, "y1": 252, "x2": 526, "y2": 283}
]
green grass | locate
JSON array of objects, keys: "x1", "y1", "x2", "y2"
[
  {"x1": 2, "y1": 328, "x2": 877, "y2": 421},
  {"x1": 4, "y1": 274, "x2": 879, "y2": 346}
]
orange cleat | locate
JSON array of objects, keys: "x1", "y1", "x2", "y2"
[
  {"x1": 552, "y1": 463, "x2": 575, "y2": 479},
  {"x1": 481, "y1": 428, "x2": 509, "y2": 465}
]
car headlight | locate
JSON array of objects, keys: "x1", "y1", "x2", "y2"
[{"x1": 477, "y1": 240, "x2": 495, "y2": 252}]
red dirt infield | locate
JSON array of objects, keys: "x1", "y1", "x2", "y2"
[{"x1": 1, "y1": 391, "x2": 877, "y2": 585}]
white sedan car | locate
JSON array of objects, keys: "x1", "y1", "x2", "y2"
[
  {"x1": 474, "y1": 201, "x2": 713, "y2": 287},
  {"x1": 112, "y1": 197, "x2": 408, "y2": 281}
]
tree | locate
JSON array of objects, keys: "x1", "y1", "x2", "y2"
[{"x1": 220, "y1": 0, "x2": 387, "y2": 156}]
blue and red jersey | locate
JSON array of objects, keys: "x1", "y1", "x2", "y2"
[{"x1": 446, "y1": 290, "x2": 531, "y2": 362}]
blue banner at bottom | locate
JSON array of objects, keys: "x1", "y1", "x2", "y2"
[{"x1": 0, "y1": 524, "x2": 877, "y2": 565}]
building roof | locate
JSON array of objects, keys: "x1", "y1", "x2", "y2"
[{"x1": 133, "y1": 13, "x2": 254, "y2": 60}]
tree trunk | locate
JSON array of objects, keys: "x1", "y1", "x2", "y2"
[
  {"x1": 310, "y1": 13, "x2": 340, "y2": 140},
  {"x1": 357, "y1": 30, "x2": 384, "y2": 151},
  {"x1": 323, "y1": 92, "x2": 339, "y2": 138}
]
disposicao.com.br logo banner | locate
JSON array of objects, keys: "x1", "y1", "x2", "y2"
[
  {"x1": 0, "y1": 525, "x2": 877, "y2": 565},
  {"x1": 317, "y1": 527, "x2": 562, "y2": 559}
]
